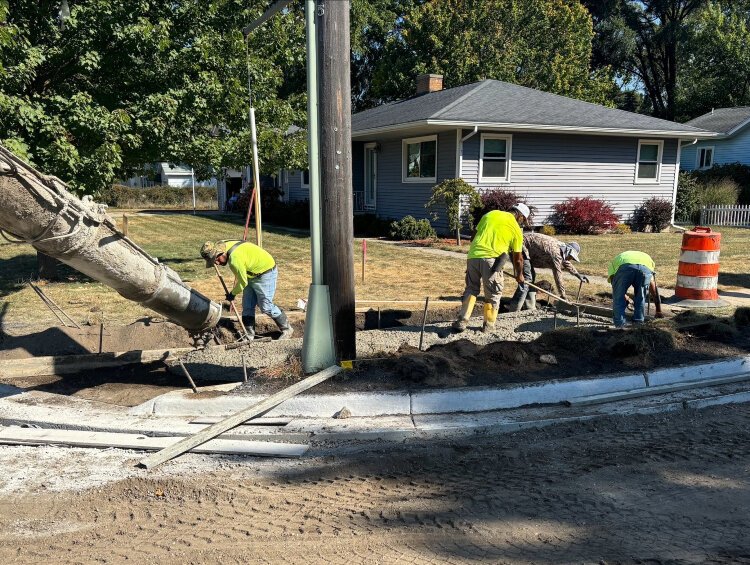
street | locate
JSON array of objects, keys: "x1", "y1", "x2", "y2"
[{"x1": 1, "y1": 403, "x2": 749, "y2": 563}]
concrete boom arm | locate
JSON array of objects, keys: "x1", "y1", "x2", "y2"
[{"x1": 0, "y1": 145, "x2": 221, "y2": 331}]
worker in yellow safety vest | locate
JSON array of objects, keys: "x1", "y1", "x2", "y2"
[
  {"x1": 453, "y1": 203, "x2": 529, "y2": 333},
  {"x1": 201, "y1": 240, "x2": 293, "y2": 340}
]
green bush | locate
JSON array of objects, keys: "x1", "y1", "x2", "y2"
[
  {"x1": 354, "y1": 214, "x2": 391, "y2": 237},
  {"x1": 701, "y1": 178, "x2": 740, "y2": 207},
  {"x1": 98, "y1": 184, "x2": 217, "y2": 208},
  {"x1": 694, "y1": 163, "x2": 750, "y2": 204},
  {"x1": 676, "y1": 172, "x2": 702, "y2": 223},
  {"x1": 388, "y1": 215, "x2": 437, "y2": 241},
  {"x1": 676, "y1": 174, "x2": 740, "y2": 223}
]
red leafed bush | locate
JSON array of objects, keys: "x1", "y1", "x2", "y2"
[
  {"x1": 472, "y1": 189, "x2": 535, "y2": 226},
  {"x1": 632, "y1": 197, "x2": 673, "y2": 232},
  {"x1": 549, "y1": 197, "x2": 619, "y2": 234}
]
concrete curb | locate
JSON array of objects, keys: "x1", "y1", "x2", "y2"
[{"x1": 128, "y1": 356, "x2": 750, "y2": 419}]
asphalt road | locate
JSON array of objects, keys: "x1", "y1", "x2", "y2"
[{"x1": 1, "y1": 404, "x2": 750, "y2": 564}]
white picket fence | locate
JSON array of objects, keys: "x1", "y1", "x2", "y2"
[{"x1": 700, "y1": 205, "x2": 750, "y2": 227}]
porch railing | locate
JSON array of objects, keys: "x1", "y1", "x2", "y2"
[{"x1": 700, "y1": 205, "x2": 750, "y2": 227}]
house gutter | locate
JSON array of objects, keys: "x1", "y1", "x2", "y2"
[
  {"x1": 455, "y1": 126, "x2": 478, "y2": 177},
  {"x1": 671, "y1": 138, "x2": 698, "y2": 230}
]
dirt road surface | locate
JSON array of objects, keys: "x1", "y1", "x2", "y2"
[{"x1": 1, "y1": 404, "x2": 750, "y2": 564}]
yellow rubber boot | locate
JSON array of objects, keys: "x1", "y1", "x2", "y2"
[
  {"x1": 452, "y1": 295, "x2": 476, "y2": 332},
  {"x1": 483, "y1": 302, "x2": 498, "y2": 333}
]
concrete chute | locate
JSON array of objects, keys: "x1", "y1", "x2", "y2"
[{"x1": 0, "y1": 145, "x2": 221, "y2": 332}]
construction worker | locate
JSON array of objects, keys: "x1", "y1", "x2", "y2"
[
  {"x1": 607, "y1": 250, "x2": 663, "y2": 328},
  {"x1": 201, "y1": 240, "x2": 293, "y2": 340},
  {"x1": 507, "y1": 232, "x2": 588, "y2": 311},
  {"x1": 453, "y1": 203, "x2": 528, "y2": 333}
]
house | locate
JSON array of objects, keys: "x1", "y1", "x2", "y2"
[
  {"x1": 284, "y1": 75, "x2": 716, "y2": 229},
  {"x1": 680, "y1": 107, "x2": 750, "y2": 172}
]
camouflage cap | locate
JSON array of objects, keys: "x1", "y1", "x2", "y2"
[{"x1": 200, "y1": 241, "x2": 225, "y2": 268}]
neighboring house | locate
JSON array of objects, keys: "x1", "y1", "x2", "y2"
[
  {"x1": 680, "y1": 107, "x2": 750, "y2": 172},
  {"x1": 284, "y1": 75, "x2": 716, "y2": 230}
]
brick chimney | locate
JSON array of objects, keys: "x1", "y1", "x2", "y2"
[{"x1": 416, "y1": 73, "x2": 444, "y2": 95}]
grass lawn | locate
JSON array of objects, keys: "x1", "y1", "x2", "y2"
[
  {"x1": 431, "y1": 227, "x2": 750, "y2": 290},
  {"x1": 0, "y1": 213, "x2": 468, "y2": 326}
]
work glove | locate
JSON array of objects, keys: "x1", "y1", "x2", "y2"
[
  {"x1": 577, "y1": 274, "x2": 589, "y2": 283},
  {"x1": 225, "y1": 292, "x2": 235, "y2": 302}
]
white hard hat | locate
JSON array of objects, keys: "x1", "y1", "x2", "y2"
[{"x1": 511, "y1": 203, "x2": 530, "y2": 219}]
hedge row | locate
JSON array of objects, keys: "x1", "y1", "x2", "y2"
[{"x1": 98, "y1": 184, "x2": 218, "y2": 207}]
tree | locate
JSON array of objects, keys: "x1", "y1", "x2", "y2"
[
  {"x1": 678, "y1": 1, "x2": 750, "y2": 120},
  {"x1": 581, "y1": 0, "x2": 707, "y2": 121},
  {"x1": 0, "y1": 1, "x2": 308, "y2": 196},
  {"x1": 426, "y1": 178, "x2": 482, "y2": 246},
  {"x1": 370, "y1": 0, "x2": 614, "y2": 106}
]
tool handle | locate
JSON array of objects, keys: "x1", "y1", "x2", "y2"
[{"x1": 503, "y1": 271, "x2": 573, "y2": 306}]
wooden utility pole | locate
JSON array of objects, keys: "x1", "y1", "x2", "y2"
[{"x1": 317, "y1": 0, "x2": 356, "y2": 361}]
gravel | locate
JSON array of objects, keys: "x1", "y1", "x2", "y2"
[{"x1": 178, "y1": 309, "x2": 610, "y2": 381}]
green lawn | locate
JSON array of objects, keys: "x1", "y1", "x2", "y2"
[
  {"x1": 434, "y1": 227, "x2": 750, "y2": 290},
  {"x1": 0, "y1": 212, "x2": 468, "y2": 326}
]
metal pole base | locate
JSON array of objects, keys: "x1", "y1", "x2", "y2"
[{"x1": 301, "y1": 284, "x2": 336, "y2": 373}]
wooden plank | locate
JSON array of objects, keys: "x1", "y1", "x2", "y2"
[
  {"x1": 0, "y1": 347, "x2": 195, "y2": 379},
  {"x1": 189, "y1": 417, "x2": 291, "y2": 426},
  {"x1": 0, "y1": 426, "x2": 308, "y2": 457},
  {"x1": 139, "y1": 364, "x2": 343, "y2": 469}
]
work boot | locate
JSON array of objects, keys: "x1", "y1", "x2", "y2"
[
  {"x1": 452, "y1": 295, "x2": 477, "y2": 333},
  {"x1": 273, "y1": 311, "x2": 294, "y2": 340},
  {"x1": 241, "y1": 315, "x2": 256, "y2": 339},
  {"x1": 482, "y1": 302, "x2": 497, "y2": 333},
  {"x1": 524, "y1": 292, "x2": 537, "y2": 311}
]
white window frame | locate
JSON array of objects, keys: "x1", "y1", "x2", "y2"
[
  {"x1": 696, "y1": 146, "x2": 715, "y2": 170},
  {"x1": 300, "y1": 169, "x2": 310, "y2": 189},
  {"x1": 402, "y1": 134, "x2": 438, "y2": 183},
  {"x1": 478, "y1": 133, "x2": 512, "y2": 183},
  {"x1": 363, "y1": 142, "x2": 378, "y2": 210},
  {"x1": 634, "y1": 139, "x2": 663, "y2": 184}
]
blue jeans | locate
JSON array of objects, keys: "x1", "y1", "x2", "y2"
[
  {"x1": 611, "y1": 264, "x2": 653, "y2": 327},
  {"x1": 242, "y1": 267, "x2": 282, "y2": 322}
]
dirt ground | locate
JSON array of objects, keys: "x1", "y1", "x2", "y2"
[{"x1": 1, "y1": 403, "x2": 749, "y2": 564}]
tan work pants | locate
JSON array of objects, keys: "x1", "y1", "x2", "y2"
[{"x1": 462, "y1": 257, "x2": 505, "y2": 310}]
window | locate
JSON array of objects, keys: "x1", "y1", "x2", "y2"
[
  {"x1": 635, "y1": 140, "x2": 663, "y2": 183},
  {"x1": 479, "y1": 134, "x2": 512, "y2": 182},
  {"x1": 402, "y1": 135, "x2": 437, "y2": 182},
  {"x1": 301, "y1": 169, "x2": 310, "y2": 188},
  {"x1": 697, "y1": 146, "x2": 714, "y2": 170}
]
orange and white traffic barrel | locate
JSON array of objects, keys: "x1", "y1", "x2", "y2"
[{"x1": 675, "y1": 226, "x2": 720, "y2": 301}]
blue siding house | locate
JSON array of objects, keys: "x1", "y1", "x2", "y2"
[
  {"x1": 285, "y1": 75, "x2": 715, "y2": 230},
  {"x1": 680, "y1": 107, "x2": 750, "y2": 172}
]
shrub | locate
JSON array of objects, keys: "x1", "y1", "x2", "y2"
[
  {"x1": 700, "y1": 178, "x2": 740, "y2": 207},
  {"x1": 472, "y1": 189, "x2": 535, "y2": 226},
  {"x1": 676, "y1": 172, "x2": 702, "y2": 223},
  {"x1": 98, "y1": 184, "x2": 217, "y2": 208},
  {"x1": 389, "y1": 215, "x2": 437, "y2": 241},
  {"x1": 549, "y1": 197, "x2": 620, "y2": 234},
  {"x1": 694, "y1": 162, "x2": 750, "y2": 204},
  {"x1": 613, "y1": 223, "x2": 632, "y2": 234},
  {"x1": 632, "y1": 197, "x2": 673, "y2": 232},
  {"x1": 426, "y1": 178, "x2": 481, "y2": 240},
  {"x1": 354, "y1": 214, "x2": 391, "y2": 237},
  {"x1": 539, "y1": 224, "x2": 556, "y2": 236}
]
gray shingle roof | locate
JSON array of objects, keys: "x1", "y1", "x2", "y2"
[
  {"x1": 352, "y1": 79, "x2": 712, "y2": 136},
  {"x1": 684, "y1": 107, "x2": 750, "y2": 135}
]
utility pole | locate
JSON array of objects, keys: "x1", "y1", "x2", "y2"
[{"x1": 317, "y1": 0, "x2": 356, "y2": 361}]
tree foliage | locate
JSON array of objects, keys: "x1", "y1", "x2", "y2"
[
  {"x1": 426, "y1": 178, "x2": 482, "y2": 239},
  {"x1": 368, "y1": 0, "x2": 614, "y2": 106},
  {"x1": 0, "y1": 0, "x2": 308, "y2": 195}
]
